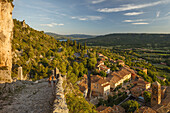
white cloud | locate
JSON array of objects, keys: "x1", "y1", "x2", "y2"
[
  {"x1": 97, "y1": 1, "x2": 167, "y2": 12},
  {"x1": 132, "y1": 22, "x2": 149, "y2": 25},
  {"x1": 124, "y1": 12, "x2": 144, "y2": 16},
  {"x1": 71, "y1": 16, "x2": 102, "y2": 21},
  {"x1": 156, "y1": 11, "x2": 160, "y2": 18},
  {"x1": 92, "y1": 0, "x2": 105, "y2": 4},
  {"x1": 123, "y1": 19, "x2": 146, "y2": 22},
  {"x1": 40, "y1": 23, "x2": 64, "y2": 27},
  {"x1": 165, "y1": 12, "x2": 170, "y2": 16}
]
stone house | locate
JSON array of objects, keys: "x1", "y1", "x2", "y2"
[
  {"x1": 96, "y1": 61, "x2": 104, "y2": 67},
  {"x1": 107, "y1": 69, "x2": 131, "y2": 89},
  {"x1": 98, "y1": 65, "x2": 110, "y2": 74},
  {"x1": 130, "y1": 86, "x2": 144, "y2": 98},
  {"x1": 91, "y1": 75, "x2": 110, "y2": 97},
  {"x1": 117, "y1": 60, "x2": 125, "y2": 66},
  {"x1": 78, "y1": 75, "x2": 88, "y2": 98},
  {"x1": 137, "y1": 79, "x2": 151, "y2": 90}
]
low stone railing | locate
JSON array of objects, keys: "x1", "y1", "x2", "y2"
[{"x1": 53, "y1": 75, "x2": 68, "y2": 113}]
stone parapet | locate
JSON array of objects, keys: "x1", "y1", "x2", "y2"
[{"x1": 53, "y1": 75, "x2": 68, "y2": 113}]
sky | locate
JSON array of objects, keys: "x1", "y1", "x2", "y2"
[{"x1": 13, "y1": 0, "x2": 170, "y2": 35}]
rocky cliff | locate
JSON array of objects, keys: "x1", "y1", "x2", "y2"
[{"x1": 0, "y1": 0, "x2": 13, "y2": 83}]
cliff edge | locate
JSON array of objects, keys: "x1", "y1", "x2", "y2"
[{"x1": 0, "y1": 0, "x2": 14, "y2": 83}]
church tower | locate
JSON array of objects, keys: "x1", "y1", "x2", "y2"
[{"x1": 151, "y1": 81, "x2": 161, "y2": 107}]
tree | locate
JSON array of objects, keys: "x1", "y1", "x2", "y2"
[
  {"x1": 84, "y1": 42, "x2": 87, "y2": 50},
  {"x1": 121, "y1": 100, "x2": 140, "y2": 113},
  {"x1": 100, "y1": 71, "x2": 106, "y2": 77},
  {"x1": 78, "y1": 42, "x2": 81, "y2": 50},
  {"x1": 143, "y1": 91, "x2": 151, "y2": 103}
]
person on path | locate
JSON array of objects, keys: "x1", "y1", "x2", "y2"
[
  {"x1": 52, "y1": 76, "x2": 57, "y2": 87},
  {"x1": 48, "y1": 75, "x2": 52, "y2": 87}
]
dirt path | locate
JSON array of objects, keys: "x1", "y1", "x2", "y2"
[{"x1": 0, "y1": 81, "x2": 55, "y2": 113}]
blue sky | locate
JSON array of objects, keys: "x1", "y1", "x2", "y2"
[{"x1": 13, "y1": 0, "x2": 170, "y2": 35}]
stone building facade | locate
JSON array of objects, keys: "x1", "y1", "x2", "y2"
[{"x1": 151, "y1": 81, "x2": 161, "y2": 107}]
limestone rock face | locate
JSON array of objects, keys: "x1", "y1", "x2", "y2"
[{"x1": 0, "y1": 0, "x2": 13, "y2": 82}]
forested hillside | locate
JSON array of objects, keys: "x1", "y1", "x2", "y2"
[
  {"x1": 46, "y1": 32, "x2": 95, "y2": 40},
  {"x1": 80, "y1": 33, "x2": 170, "y2": 48}
]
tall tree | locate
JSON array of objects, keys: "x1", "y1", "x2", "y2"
[{"x1": 84, "y1": 42, "x2": 87, "y2": 50}]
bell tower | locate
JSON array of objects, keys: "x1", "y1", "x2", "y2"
[{"x1": 151, "y1": 81, "x2": 161, "y2": 107}]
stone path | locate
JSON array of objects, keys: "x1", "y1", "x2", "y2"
[{"x1": 0, "y1": 81, "x2": 55, "y2": 113}]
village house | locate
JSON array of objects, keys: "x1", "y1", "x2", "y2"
[
  {"x1": 97, "y1": 53, "x2": 104, "y2": 57},
  {"x1": 108, "y1": 58, "x2": 117, "y2": 64},
  {"x1": 136, "y1": 79, "x2": 151, "y2": 90},
  {"x1": 130, "y1": 79, "x2": 151, "y2": 98},
  {"x1": 130, "y1": 85, "x2": 144, "y2": 98},
  {"x1": 117, "y1": 60, "x2": 125, "y2": 66},
  {"x1": 97, "y1": 53, "x2": 108, "y2": 59},
  {"x1": 98, "y1": 65, "x2": 110, "y2": 74},
  {"x1": 107, "y1": 69, "x2": 131, "y2": 89},
  {"x1": 96, "y1": 60, "x2": 104, "y2": 67},
  {"x1": 77, "y1": 75, "x2": 88, "y2": 98},
  {"x1": 91, "y1": 75, "x2": 110, "y2": 97}
]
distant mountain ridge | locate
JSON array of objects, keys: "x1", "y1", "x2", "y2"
[
  {"x1": 45, "y1": 32, "x2": 95, "y2": 40},
  {"x1": 80, "y1": 33, "x2": 170, "y2": 48}
]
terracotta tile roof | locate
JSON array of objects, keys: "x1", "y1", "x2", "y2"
[
  {"x1": 91, "y1": 75, "x2": 103, "y2": 83},
  {"x1": 83, "y1": 74, "x2": 88, "y2": 79},
  {"x1": 99, "y1": 65, "x2": 110, "y2": 70},
  {"x1": 137, "y1": 80, "x2": 150, "y2": 85},
  {"x1": 97, "y1": 78, "x2": 109, "y2": 85},
  {"x1": 130, "y1": 86, "x2": 144, "y2": 97},
  {"x1": 122, "y1": 66, "x2": 137, "y2": 75},
  {"x1": 107, "y1": 75, "x2": 121, "y2": 83},
  {"x1": 97, "y1": 60, "x2": 104, "y2": 64},
  {"x1": 78, "y1": 80, "x2": 88, "y2": 92},
  {"x1": 101, "y1": 83, "x2": 110, "y2": 88},
  {"x1": 109, "y1": 69, "x2": 131, "y2": 78},
  {"x1": 96, "y1": 105, "x2": 108, "y2": 111},
  {"x1": 117, "y1": 69, "x2": 131, "y2": 77},
  {"x1": 134, "y1": 106, "x2": 156, "y2": 113},
  {"x1": 112, "y1": 105, "x2": 125, "y2": 113},
  {"x1": 98, "y1": 53, "x2": 104, "y2": 57},
  {"x1": 91, "y1": 75, "x2": 109, "y2": 86},
  {"x1": 97, "y1": 106, "x2": 113, "y2": 113}
]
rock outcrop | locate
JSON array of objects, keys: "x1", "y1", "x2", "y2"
[{"x1": 0, "y1": 0, "x2": 14, "y2": 83}]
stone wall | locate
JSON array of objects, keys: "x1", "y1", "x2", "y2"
[
  {"x1": 53, "y1": 75, "x2": 68, "y2": 113},
  {"x1": 0, "y1": 0, "x2": 14, "y2": 83}
]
